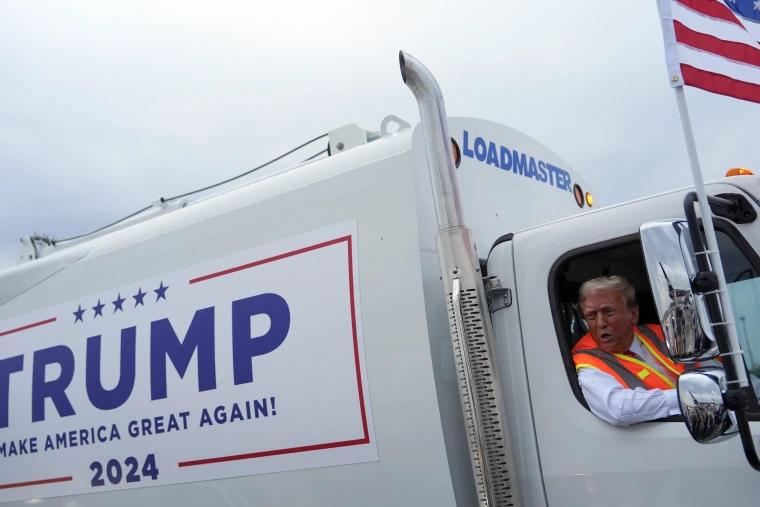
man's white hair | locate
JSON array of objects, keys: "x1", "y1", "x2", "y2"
[{"x1": 578, "y1": 275, "x2": 637, "y2": 309}]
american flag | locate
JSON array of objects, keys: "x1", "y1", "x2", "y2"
[{"x1": 658, "y1": 0, "x2": 760, "y2": 103}]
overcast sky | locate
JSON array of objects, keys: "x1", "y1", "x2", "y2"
[{"x1": 1, "y1": 1, "x2": 758, "y2": 269}]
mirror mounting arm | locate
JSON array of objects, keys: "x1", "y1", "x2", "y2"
[
  {"x1": 710, "y1": 193, "x2": 757, "y2": 224},
  {"x1": 725, "y1": 387, "x2": 760, "y2": 472},
  {"x1": 691, "y1": 271, "x2": 719, "y2": 293},
  {"x1": 735, "y1": 406, "x2": 760, "y2": 471}
]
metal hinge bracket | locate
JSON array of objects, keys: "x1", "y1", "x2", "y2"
[{"x1": 484, "y1": 275, "x2": 512, "y2": 313}]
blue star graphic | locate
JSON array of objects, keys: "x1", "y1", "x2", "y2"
[
  {"x1": 113, "y1": 293, "x2": 125, "y2": 312},
  {"x1": 92, "y1": 299, "x2": 105, "y2": 318},
  {"x1": 133, "y1": 288, "x2": 146, "y2": 307},
  {"x1": 73, "y1": 305, "x2": 86, "y2": 323},
  {"x1": 154, "y1": 281, "x2": 169, "y2": 301}
]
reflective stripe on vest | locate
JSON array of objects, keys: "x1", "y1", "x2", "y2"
[
  {"x1": 611, "y1": 352, "x2": 676, "y2": 389},
  {"x1": 633, "y1": 325, "x2": 685, "y2": 377},
  {"x1": 572, "y1": 325, "x2": 680, "y2": 390},
  {"x1": 574, "y1": 350, "x2": 649, "y2": 389}
]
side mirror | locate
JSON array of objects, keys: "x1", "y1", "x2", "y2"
[
  {"x1": 640, "y1": 221, "x2": 718, "y2": 362},
  {"x1": 678, "y1": 368, "x2": 738, "y2": 443}
]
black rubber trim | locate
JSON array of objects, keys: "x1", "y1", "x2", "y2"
[
  {"x1": 488, "y1": 233, "x2": 513, "y2": 259},
  {"x1": 399, "y1": 51, "x2": 407, "y2": 83}
]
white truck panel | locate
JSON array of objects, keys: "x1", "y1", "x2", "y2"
[
  {"x1": 487, "y1": 240, "x2": 548, "y2": 507},
  {"x1": 414, "y1": 118, "x2": 596, "y2": 258},
  {"x1": 0, "y1": 139, "x2": 461, "y2": 506}
]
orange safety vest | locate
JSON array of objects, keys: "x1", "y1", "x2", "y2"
[{"x1": 572, "y1": 324, "x2": 686, "y2": 390}]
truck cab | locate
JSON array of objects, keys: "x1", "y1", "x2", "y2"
[{"x1": 488, "y1": 177, "x2": 760, "y2": 506}]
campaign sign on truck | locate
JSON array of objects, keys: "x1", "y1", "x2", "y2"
[{"x1": 0, "y1": 222, "x2": 376, "y2": 502}]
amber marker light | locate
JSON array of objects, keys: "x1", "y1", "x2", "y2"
[
  {"x1": 573, "y1": 184, "x2": 584, "y2": 208},
  {"x1": 585, "y1": 192, "x2": 593, "y2": 207},
  {"x1": 451, "y1": 138, "x2": 461, "y2": 168},
  {"x1": 726, "y1": 167, "x2": 754, "y2": 177}
]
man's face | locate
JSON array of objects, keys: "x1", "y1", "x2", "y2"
[{"x1": 580, "y1": 289, "x2": 638, "y2": 354}]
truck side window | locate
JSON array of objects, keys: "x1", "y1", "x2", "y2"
[
  {"x1": 551, "y1": 224, "x2": 760, "y2": 418},
  {"x1": 549, "y1": 236, "x2": 664, "y2": 411},
  {"x1": 715, "y1": 226, "x2": 760, "y2": 382}
]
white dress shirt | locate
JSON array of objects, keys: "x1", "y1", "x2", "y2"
[{"x1": 577, "y1": 335, "x2": 681, "y2": 426}]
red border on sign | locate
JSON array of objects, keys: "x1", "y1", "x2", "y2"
[
  {"x1": 178, "y1": 234, "x2": 369, "y2": 467},
  {"x1": 0, "y1": 317, "x2": 57, "y2": 338},
  {"x1": 0, "y1": 320, "x2": 62, "y2": 492},
  {"x1": 0, "y1": 476, "x2": 72, "y2": 490}
]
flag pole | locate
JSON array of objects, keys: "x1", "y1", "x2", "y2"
[{"x1": 673, "y1": 85, "x2": 748, "y2": 388}]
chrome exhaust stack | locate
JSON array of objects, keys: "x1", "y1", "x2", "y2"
[
  {"x1": 399, "y1": 51, "x2": 464, "y2": 230},
  {"x1": 400, "y1": 50, "x2": 519, "y2": 507}
]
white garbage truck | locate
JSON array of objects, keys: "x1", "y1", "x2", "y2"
[{"x1": 1, "y1": 52, "x2": 759, "y2": 507}]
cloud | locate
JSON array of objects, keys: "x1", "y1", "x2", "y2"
[{"x1": 1, "y1": 0, "x2": 758, "y2": 269}]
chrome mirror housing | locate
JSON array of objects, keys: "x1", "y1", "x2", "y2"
[
  {"x1": 640, "y1": 221, "x2": 718, "y2": 362},
  {"x1": 678, "y1": 368, "x2": 739, "y2": 443}
]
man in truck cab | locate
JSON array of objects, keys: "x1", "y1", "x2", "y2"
[{"x1": 572, "y1": 276, "x2": 685, "y2": 426}]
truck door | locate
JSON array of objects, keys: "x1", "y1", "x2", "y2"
[{"x1": 487, "y1": 183, "x2": 760, "y2": 507}]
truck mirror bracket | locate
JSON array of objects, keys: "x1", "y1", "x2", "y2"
[
  {"x1": 709, "y1": 193, "x2": 757, "y2": 224},
  {"x1": 678, "y1": 368, "x2": 739, "y2": 444},
  {"x1": 691, "y1": 271, "x2": 719, "y2": 293},
  {"x1": 484, "y1": 276, "x2": 512, "y2": 313}
]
